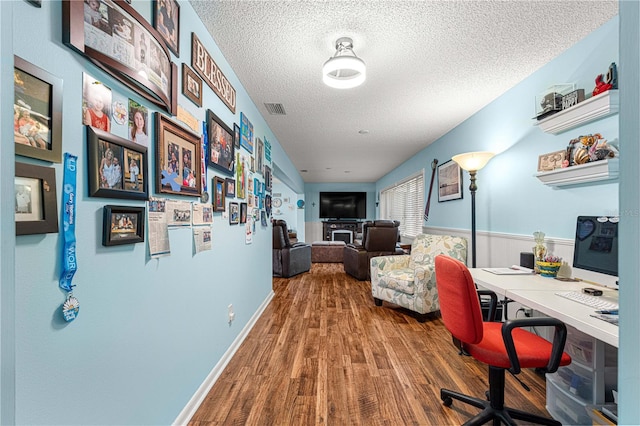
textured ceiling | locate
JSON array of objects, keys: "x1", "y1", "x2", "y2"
[{"x1": 190, "y1": 1, "x2": 618, "y2": 183}]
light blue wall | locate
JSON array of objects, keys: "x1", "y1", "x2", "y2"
[
  {"x1": 272, "y1": 179, "x2": 300, "y2": 232},
  {"x1": 304, "y1": 182, "x2": 376, "y2": 223},
  {"x1": 3, "y1": 1, "x2": 301, "y2": 424},
  {"x1": 377, "y1": 17, "x2": 620, "y2": 240}
]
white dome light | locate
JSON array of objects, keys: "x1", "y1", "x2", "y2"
[{"x1": 322, "y1": 37, "x2": 366, "y2": 89}]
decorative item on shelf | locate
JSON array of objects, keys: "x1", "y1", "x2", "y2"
[
  {"x1": 532, "y1": 230, "x2": 547, "y2": 273},
  {"x1": 564, "y1": 133, "x2": 617, "y2": 167},
  {"x1": 561, "y1": 89, "x2": 585, "y2": 110},
  {"x1": 536, "y1": 255, "x2": 562, "y2": 278},
  {"x1": 537, "y1": 150, "x2": 566, "y2": 172},
  {"x1": 535, "y1": 84, "x2": 575, "y2": 120},
  {"x1": 593, "y1": 62, "x2": 618, "y2": 97}
]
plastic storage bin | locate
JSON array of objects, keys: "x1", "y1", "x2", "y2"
[{"x1": 547, "y1": 375, "x2": 592, "y2": 425}]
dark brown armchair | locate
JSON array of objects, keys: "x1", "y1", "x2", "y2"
[
  {"x1": 343, "y1": 220, "x2": 404, "y2": 280},
  {"x1": 272, "y1": 219, "x2": 311, "y2": 278}
]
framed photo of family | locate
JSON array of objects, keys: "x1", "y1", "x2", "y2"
[
  {"x1": 87, "y1": 126, "x2": 148, "y2": 200},
  {"x1": 207, "y1": 109, "x2": 235, "y2": 175},
  {"x1": 437, "y1": 160, "x2": 463, "y2": 202},
  {"x1": 153, "y1": 0, "x2": 180, "y2": 57},
  {"x1": 14, "y1": 56, "x2": 63, "y2": 163},
  {"x1": 102, "y1": 205, "x2": 145, "y2": 246},
  {"x1": 156, "y1": 113, "x2": 202, "y2": 197},
  {"x1": 15, "y1": 162, "x2": 58, "y2": 236},
  {"x1": 63, "y1": 0, "x2": 177, "y2": 114}
]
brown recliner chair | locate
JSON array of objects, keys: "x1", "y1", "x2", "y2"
[
  {"x1": 272, "y1": 219, "x2": 311, "y2": 278},
  {"x1": 343, "y1": 220, "x2": 404, "y2": 280}
]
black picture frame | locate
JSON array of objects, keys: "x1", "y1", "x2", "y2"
[
  {"x1": 153, "y1": 0, "x2": 180, "y2": 57},
  {"x1": 437, "y1": 160, "x2": 463, "y2": 202},
  {"x1": 63, "y1": 0, "x2": 177, "y2": 115},
  {"x1": 87, "y1": 126, "x2": 148, "y2": 200},
  {"x1": 240, "y1": 202, "x2": 248, "y2": 224},
  {"x1": 229, "y1": 202, "x2": 239, "y2": 225},
  {"x1": 233, "y1": 123, "x2": 241, "y2": 150},
  {"x1": 102, "y1": 205, "x2": 145, "y2": 246},
  {"x1": 182, "y1": 63, "x2": 202, "y2": 107},
  {"x1": 15, "y1": 162, "x2": 58, "y2": 236},
  {"x1": 207, "y1": 109, "x2": 235, "y2": 175},
  {"x1": 213, "y1": 176, "x2": 225, "y2": 212},
  {"x1": 14, "y1": 56, "x2": 63, "y2": 163},
  {"x1": 225, "y1": 177, "x2": 235, "y2": 198}
]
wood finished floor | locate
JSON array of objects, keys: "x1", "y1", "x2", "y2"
[{"x1": 189, "y1": 263, "x2": 550, "y2": 425}]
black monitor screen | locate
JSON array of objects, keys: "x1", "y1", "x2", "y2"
[
  {"x1": 572, "y1": 216, "x2": 619, "y2": 277},
  {"x1": 319, "y1": 192, "x2": 366, "y2": 219}
]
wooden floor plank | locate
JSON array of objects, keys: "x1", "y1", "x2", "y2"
[{"x1": 189, "y1": 263, "x2": 552, "y2": 425}]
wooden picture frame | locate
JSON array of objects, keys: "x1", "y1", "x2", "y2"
[
  {"x1": 156, "y1": 113, "x2": 202, "y2": 197},
  {"x1": 181, "y1": 63, "x2": 202, "y2": 107},
  {"x1": 87, "y1": 126, "x2": 148, "y2": 200},
  {"x1": 102, "y1": 205, "x2": 145, "y2": 246},
  {"x1": 538, "y1": 150, "x2": 567, "y2": 172},
  {"x1": 14, "y1": 56, "x2": 63, "y2": 163},
  {"x1": 437, "y1": 160, "x2": 463, "y2": 202},
  {"x1": 213, "y1": 176, "x2": 225, "y2": 212},
  {"x1": 207, "y1": 109, "x2": 235, "y2": 175},
  {"x1": 153, "y1": 0, "x2": 179, "y2": 57},
  {"x1": 15, "y1": 162, "x2": 58, "y2": 236},
  {"x1": 225, "y1": 177, "x2": 235, "y2": 198},
  {"x1": 229, "y1": 202, "x2": 239, "y2": 225},
  {"x1": 63, "y1": 0, "x2": 177, "y2": 114}
]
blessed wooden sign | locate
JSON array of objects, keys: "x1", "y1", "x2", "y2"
[{"x1": 191, "y1": 33, "x2": 236, "y2": 113}]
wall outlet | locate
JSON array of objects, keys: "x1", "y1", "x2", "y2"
[
  {"x1": 524, "y1": 308, "x2": 534, "y2": 317},
  {"x1": 227, "y1": 304, "x2": 235, "y2": 324}
]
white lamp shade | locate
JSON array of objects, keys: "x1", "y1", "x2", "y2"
[
  {"x1": 452, "y1": 151, "x2": 495, "y2": 172},
  {"x1": 322, "y1": 56, "x2": 366, "y2": 89}
]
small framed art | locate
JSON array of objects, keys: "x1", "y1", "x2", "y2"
[
  {"x1": 240, "y1": 202, "x2": 248, "y2": 224},
  {"x1": 264, "y1": 165, "x2": 272, "y2": 193},
  {"x1": 156, "y1": 113, "x2": 202, "y2": 197},
  {"x1": 87, "y1": 126, "x2": 148, "y2": 200},
  {"x1": 15, "y1": 162, "x2": 58, "y2": 236},
  {"x1": 225, "y1": 177, "x2": 235, "y2": 198},
  {"x1": 182, "y1": 63, "x2": 202, "y2": 107},
  {"x1": 153, "y1": 0, "x2": 180, "y2": 57},
  {"x1": 233, "y1": 123, "x2": 241, "y2": 150},
  {"x1": 537, "y1": 150, "x2": 566, "y2": 172},
  {"x1": 229, "y1": 202, "x2": 239, "y2": 224},
  {"x1": 207, "y1": 109, "x2": 235, "y2": 175},
  {"x1": 102, "y1": 205, "x2": 145, "y2": 246},
  {"x1": 14, "y1": 56, "x2": 63, "y2": 163},
  {"x1": 437, "y1": 160, "x2": 463, "y2": 202},
  {"x1": 213, "y1": 176, "x2": 225, "y2": 212}
]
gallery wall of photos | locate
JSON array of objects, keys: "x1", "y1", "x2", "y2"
[{"x1": 14, "y1": 0, "x2": 273, "y2": 256}]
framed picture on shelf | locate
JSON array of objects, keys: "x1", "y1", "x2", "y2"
[
  {"x1": 156, "y1": 113, "x2": 202, "y2": 197},
  {"x1": 437, "y1": 160, "x2": 463, "y2": 202},
  {"x1": 537, "y1": 150, "x2": 567, "y2": 172},
  {"x1": 206, "y1": 109, "x2": 235, "y2": 175},
  {"x1": 14, "y1": 56, "x2": 63, "y2": 163},
  {"x1": 63, "y1": 0, "x2": 177, "y2": 114},
  {"x1": 102, "y1": 205, "x2": 145, "y2": 246},
  {"x1": 87, "y1": 126, "x2": 148, "y2": 200},
  {"x1": 15, "y1": 162, "x2": 58, "y2": 236},
  {"x1": 181, "y1": 63, "x2": 202, "y2": 107},
  {"x1": 229, "y1": 202, "x2": 239, "y2": 224},
  {"x1": 225, "y1": 177, "x2": 235, "y2": 198},
  {"x1": 153, "y1": 0, "x2": 180, "y2": 56},
  {"x1": 212, "y1": 176, "x2": 225, "y2": 212}
]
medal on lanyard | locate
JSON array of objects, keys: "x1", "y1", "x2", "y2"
[{"x1": 60, "y1": 153, "x2": 79, "y2": 322}]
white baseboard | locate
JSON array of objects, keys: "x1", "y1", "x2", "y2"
[{"x1": 172, "y1": 290, "x2": 275, "y2": 425}]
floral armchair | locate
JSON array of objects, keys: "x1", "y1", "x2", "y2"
[{"x1": 370, "y1": 233, "x2": 467, "y2": 320}]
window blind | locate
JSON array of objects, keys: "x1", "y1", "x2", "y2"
[{"x1": 380, "y1": 171, "x2": 424, "y2": 238}]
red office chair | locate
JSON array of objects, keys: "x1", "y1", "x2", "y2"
[{"x1": 434, "y1": 255, "x2": 572, "y2": 426}]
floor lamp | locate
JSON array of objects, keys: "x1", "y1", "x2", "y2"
[{"x1": 452, "y1": 152, "x2": 495, "y2": 268}]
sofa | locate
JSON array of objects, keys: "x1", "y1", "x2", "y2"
[
  {"x1": 343, "y1": 220, "x2": 404, "y2": 280},
  {"x1": 370, "y1": 233, "x2": 467, "y2": 320},
  {"x1": 272, "y1": 219, "x2": 312, "y2": 278}
]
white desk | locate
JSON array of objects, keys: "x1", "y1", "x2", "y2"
[{"x1": 469, "y1": 268, "x2": 619, "y2": 348}]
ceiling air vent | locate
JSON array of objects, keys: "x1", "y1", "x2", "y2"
[{"x1": 264, "y1": 103, "x2": 286, "y2": 115}]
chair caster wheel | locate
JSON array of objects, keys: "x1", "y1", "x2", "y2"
[{"x1": 442, "y1": 396, "x2": 453, "y2": 407}]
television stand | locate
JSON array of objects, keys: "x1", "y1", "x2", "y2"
[{"x1": 322, "y1": 220, "x2": 362, "y2": 241}]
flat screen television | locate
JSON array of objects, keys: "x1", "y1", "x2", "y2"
[
  {"x1": 573, "y1": 215, "x2": 618, "y2": 279},
  {"x1": 319, "y1": 192, "x2": 366, "y2": 219}
]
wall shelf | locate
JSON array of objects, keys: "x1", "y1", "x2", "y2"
[
  {"x1": 535, "y1": 158, "x2": 619, "y2": 187},
  {"x1": 534, "y1": 90, "x2": 618, "y2": 135}
]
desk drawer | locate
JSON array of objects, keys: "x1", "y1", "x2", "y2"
[{"x1": 546, "y1": 374, "x2": 592, "y2": 425}]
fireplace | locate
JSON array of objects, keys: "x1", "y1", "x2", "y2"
[{"x1": 331, "y1": 229, "x2": 353, "y2": 244}]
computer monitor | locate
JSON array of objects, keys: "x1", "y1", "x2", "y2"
[{"x1": 572, "y1": 215, "x2": 618, "y2": 288}]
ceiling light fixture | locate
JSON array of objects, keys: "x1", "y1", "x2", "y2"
[{"x1": 323, "y1": 37, "x2": 366, "y2": 89}]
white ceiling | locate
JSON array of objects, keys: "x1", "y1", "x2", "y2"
[{"x1": 191, "y1": 1, "x2": 618, "y2": 183}]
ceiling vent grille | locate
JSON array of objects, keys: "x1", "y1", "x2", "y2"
[{"x1": 264, "y1": 103, "x2": 286, "y2": 115}]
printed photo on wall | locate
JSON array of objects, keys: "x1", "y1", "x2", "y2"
[
  {"x1": 128, "y1": 99, "x2": 149, "y2": 146},
  {"x1": 82, "y1": 73, "x2": 112, "y2": 133}
]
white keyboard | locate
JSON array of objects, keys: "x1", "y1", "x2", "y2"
[{"x1": 556, "y1": 291, "x2": 619, "y2": 311}]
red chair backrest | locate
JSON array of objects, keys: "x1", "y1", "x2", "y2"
[{"x1": 435, "y1": 255, "x2": 484, "y2": 345}]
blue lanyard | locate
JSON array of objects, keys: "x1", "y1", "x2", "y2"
[{"x1": 60, "y1": 153, "x2": 79, "y2": 321}]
